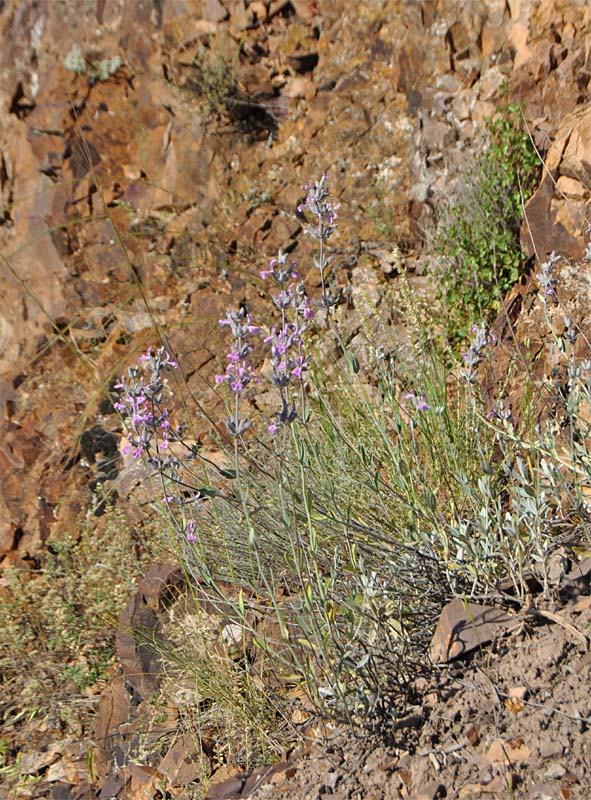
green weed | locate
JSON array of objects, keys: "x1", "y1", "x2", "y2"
[
  {"x1": 188, "y1": 39, "x2": 239, "y2": 120},
  {"x1": 63, "y1": 43, "x2": 123, "y2": 81},
  {"x1": 437, "y1": 102, "x2": 541, "y2": 342}
]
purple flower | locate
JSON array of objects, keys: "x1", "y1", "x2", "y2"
[
  {"x1": 216, "y1": 307, "x2": 260, "y2": 436},
  {"x1": 298, "y1": 174, "x2": 341, "y2": 314},
  {"x1": 537, "y1": 251, "x2": 560, "y2": 297},
  {"x1": 269, "y1": 398, "x2": 297, "y2": 429},
  {"x1": 216, "y1": 362, "x2": 258, "y2": 394},
  {"x1": 219, "y1": 308, "x2": 260, "y2": 337},
  {"x1": 404, "y1": 391, "x2": 430, "y2": 413},
  {"x1": 274, "y1": 289, "x2": 294, "y2": 310},
  {"x1": 260, "y1": 245, "x2": 317, "y2": 433},
  {"x1": 462, "y1": 322, "x2": 496, "y2": 381},
  {"x1": 299, "y1": 173, "x2": 340, "y2": 241},
  {"x1": 115, "y1": 350, "x2": 206, "y2": 534},
  {"x1": 292, "y1": 354, "x2": 311, "y2": 381},
  {"x1": 116, "y1": 347, "x2": 181, "y2": 468},
  {"x1": 487, "y1": 401, "x2": 512, "y2": 422},
  {"x1": 261, "y1": 249, "x2": 299, "y2": 286},
  {"x1": 184, "y1": 520, "x2": 197, "y2": 543}
]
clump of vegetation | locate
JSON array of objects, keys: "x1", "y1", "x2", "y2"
[
  {"x1": 0, "y1": 509, "x2": 154, "y2": 733},
  {"x1": 157, "y1": 592, "x2": 285, "y2": 775},
  {"x1": 63, "y1": 43, "x2": 123, "y2": 81},
  {"x1": 115, "y1": 171, "x2": 591, "y2": 763},
  {"x1": 437, "y1": 102, "x2": 541, "y2": 342},
  {"x1": 188, "y1": 40, "x2": 239, "y2": 119}
]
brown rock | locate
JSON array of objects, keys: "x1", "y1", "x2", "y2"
[
  {"x1": 93, "y1": 675, "x2": 133, "y2": 783},
  {"x1": 158, "y1": 732, "x2": 202, "y2": 787},
  {"x1": 522, "y1": 105, "x2": 591, "y2": 262},
  {"x1": 204, "y1": 0, "x2": 229, "y2": 24},
  {"x1": 412, "y1": 782, "x2": 447, "y2": 800},
  {"x1": 115, "y1": 563, "x2": 183, "y2": 698},
  {"x1": 564, "y1": 557, "x2": 591, "y2": 583},
  {"x1": 465, "y1": 724, "x2": 481, "y2": 747},
  {"x1": 539, "y1": 740, "x2": 565, "y2": 761},
  {"x1": 487, "y1": 737, "x2": 531, "y2": 765},
  {"x1": 205, "y1": 774, "x2": 246, "y2": 799},
  {"x1": 127, "y1": 763, "x2": 166, "y2": 799},
  {"x1": 430, "y1": 599, "x2": 514, "y2": 663}
]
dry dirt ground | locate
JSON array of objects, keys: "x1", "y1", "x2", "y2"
[{"x1": 204, "y1": 593, "x2": 591, "y2": 800}]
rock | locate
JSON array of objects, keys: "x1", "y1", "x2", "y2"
[
  {"x1": 205, "y1": 774, "x2": 245, "y2": 799},
  {"x1": 487, "y1": 737, "x2": 531, "y2": 765},
  {"x1": 564, "y1": 557, "x2": 591, "y2": 584},
  {"x1": 544, "y1": 762, "x2": 567, "y2": 779},
  {"x1": 422, "y1": 114, "x2": 456, "y2": 154},
  {"x1": 115, "y1": 563, "x2": 183, "y2": 698},
  {"x1": 539, "y1": 740, "x2": 564, "y2": 760},
  {"x1": 508, "y1": 685, "x2": 529, "y2": 701},
  {"x1": 522, "y1": 105, "x2": 591, "y2": 262},
  {"x1": 204, "y1": 0, "x2": 229, "y2": 24},
  {"x1": 93, "y1": 676, "x2": 132, "y2": 782},
  {"x1": 429, "y1": 599, "x2": 514, "y2": 663},
  {"x1": 412, "y1": 782, "x2": 447, "y2": 800},
  {"x1": 157, "y1": 732, "x2": 202, "y2": 787}
]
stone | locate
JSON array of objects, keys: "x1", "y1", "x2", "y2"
[
  {"x1": 412, "y1": 782, "x2": 447, "y2": 800},
  {"x1": 544, "y1": 762, "x2": 567, "y2": 779},
  {"x1": 205, "y1": 775, "x2": 246, "y2": 800},
  {"x1": 429, "y1": 600, "x2": 514, "y2": 663},
  {"x1": 157, "y1": 732, "x2": 202, "y2": 787},
  {"x1": 539, "y1": 740, "x2": 564, "y2": 760},
  {"x1": 564, "y1": 557, "x2": 591, "y2": 584},
  {"x1": 508, "y1": 685, "x2": 529, "y2": 701},
  {"x1": 115, "y1": 564, "x2": 183, "y2": 700},
  {"x1": 486, "y1": 738, "x2": 531, "y2": 765},
  {"x1": 204, "y1": 0, "x2": 229, "y2": 24}
]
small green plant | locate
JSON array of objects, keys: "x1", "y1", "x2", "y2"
[
  {"x1": 188, "y1": 40, "x2": 238, "y2": 119},
  {"x1": 63, "y1": 43, "x2": 123, "y2": 81},
  {"x1": 437, "y1": 102, "x2": 541, "y2": 342}
]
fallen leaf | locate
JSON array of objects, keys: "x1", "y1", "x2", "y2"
[
  {"x1": 466, "y1": 724, "x2": 480, "y2": 746},
  {"x1": 504, "y1": 697, "x2": 525, "y2": 714}
]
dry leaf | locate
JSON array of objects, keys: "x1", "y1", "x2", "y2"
[
  {"x1": 504, "y1": 697, "x2": 525, "y2": 714},
  {"x1": 465, "y1": 724, "x2": 480, "y2": 746}
]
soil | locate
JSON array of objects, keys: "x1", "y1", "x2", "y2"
[{"x1": 217, "y1": 597, "x2": 591, "y2": 800}]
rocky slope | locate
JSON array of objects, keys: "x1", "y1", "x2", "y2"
[{"x1": 1, "y1": 1, "x2": 591, "y2": 798}]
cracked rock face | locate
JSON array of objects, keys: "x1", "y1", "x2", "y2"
[{"x1": 1, "y1": 0, "x2": 590, "y2": 556}]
